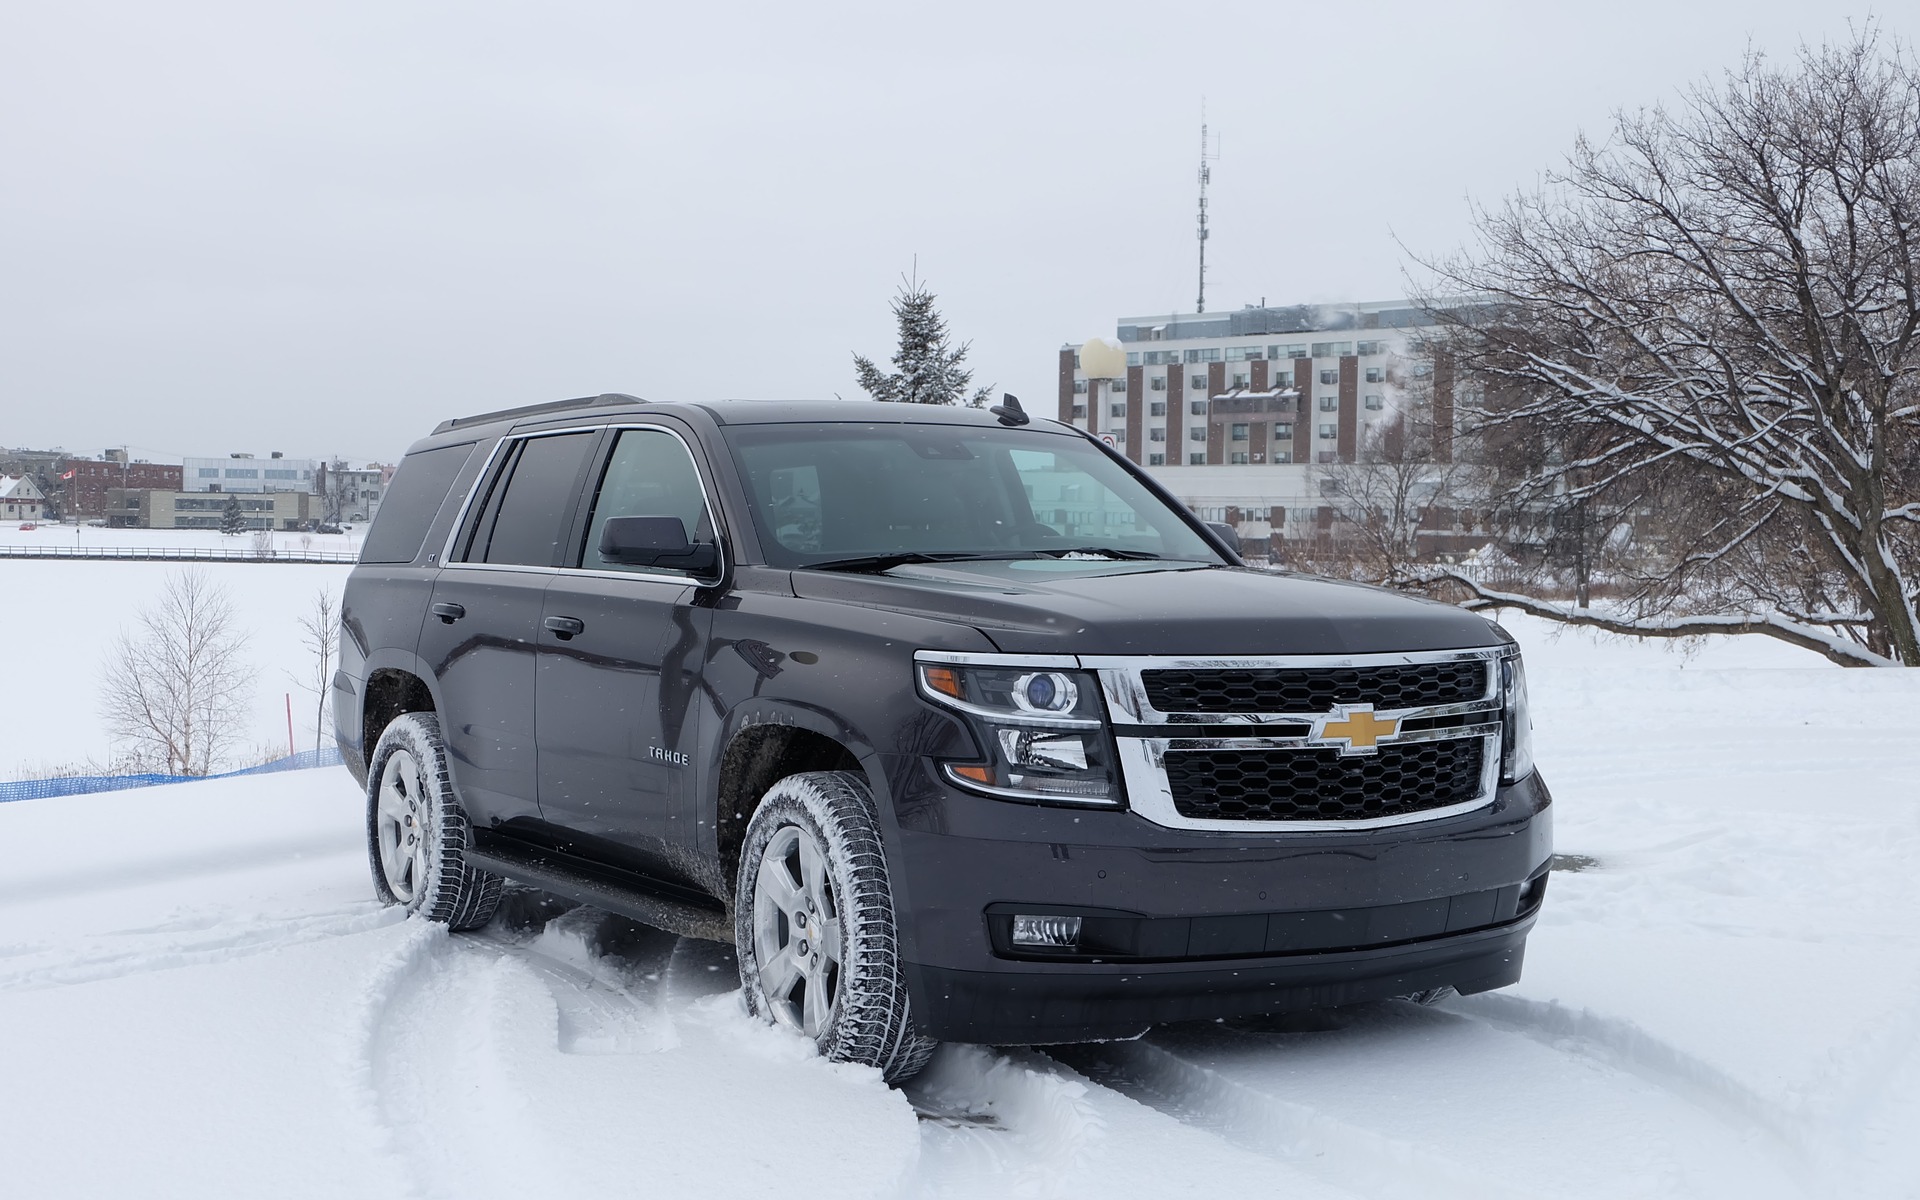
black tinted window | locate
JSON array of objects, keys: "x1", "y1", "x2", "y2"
[
  {"x1": 579, "y1": 429, "x2": 712, "y2": 572},
  {"x1": 358, "y1": 443, "x2": 475, "y2": 564},
  {"x1": 473, "y1": 432, "x2": 596, "y2": 566},
  {"x1": 724, "y1": 424, "x2": 1219, "y2": 568}
]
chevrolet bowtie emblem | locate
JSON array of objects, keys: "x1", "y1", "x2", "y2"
[{"x1": 1313, "y1": 704, "x2": 1400, "y2": 755}]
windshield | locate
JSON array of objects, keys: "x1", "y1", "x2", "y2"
[{"x1": 723, "y1": 422, "x2": 1222, "y2": 569}]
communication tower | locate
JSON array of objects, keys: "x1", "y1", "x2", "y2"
[{"x1": 1195, "y1": 113, "x2": 1221, "y2": 314}]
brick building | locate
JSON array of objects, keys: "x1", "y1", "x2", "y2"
[
  {"x1": 1058, "y1": 299, "x2": 1480, "y2": 558},
  {"x1": 57, "y1": 452, "x2": 184, "y2": 519}
]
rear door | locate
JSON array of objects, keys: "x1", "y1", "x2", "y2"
[
  {"x1": 535, "y1": 423, "x2": 720, "y2": 886},
  {"x1": 418, "y1": 428, "x2": 599, "y2": 832}
]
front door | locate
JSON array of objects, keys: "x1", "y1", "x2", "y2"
[
  {"x1": 420, "y1": 429, "x2": 598, "y2": 833},
  {"x1": 536, "y1": 425, "x2": 718, "y2": 886}
]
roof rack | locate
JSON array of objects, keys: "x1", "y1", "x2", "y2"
[{"x1": 432, "y1": 393, "x2": 646, "y2": 435}]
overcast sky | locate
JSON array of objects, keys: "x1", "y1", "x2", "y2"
[{"x1": 0, "y1": 1, "x2": 1888, "y2": 464}]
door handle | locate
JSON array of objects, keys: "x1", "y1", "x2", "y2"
[
  {"x1": 430, "y1": 602, "x2": 466, "y2": 624},
  {"x1": 544, "y1": 615, "x2": 586, "y2": 640}
]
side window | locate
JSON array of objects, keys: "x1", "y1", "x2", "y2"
[
  {"x1": 580, "y1": 428, "x2": 713, "y2": 572},
  {"x1": 466, "y1": 432, "x2": 596, "y2": 566},
  {"x1": 359, "y1": 442, "x2": 474, "y2": 564}
]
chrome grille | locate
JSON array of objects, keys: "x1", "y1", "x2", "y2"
[
  {"x1": 1142, "y1": 660, "x2": 1489, "y2": 715},
  {"x1": 1096, "y1": 648, "x2": 1508, "y2": 833},
  {"x1": 1165, "y1": 740, "x2": 1485, "y2": 822}
]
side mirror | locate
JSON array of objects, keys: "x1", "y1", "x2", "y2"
[
  {"x1": 1205, "y1": 521, "x2": 1243, "y2": 556},
  {"x1": 598, "y1": 515, "x2": 720, "y2": 576}
]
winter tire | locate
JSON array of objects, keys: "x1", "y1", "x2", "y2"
[
  {"x1": 365, "y1": 711, "x2": 502, "y2": 931},
  {"x1": 735, "y1": 771, "x2": 938, "y2": 1085}
]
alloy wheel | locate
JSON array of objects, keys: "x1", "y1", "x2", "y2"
[
  {"x1": 375, "y1": 748, "x2": 428, "y2": 902},
  {"x1": 751, "y1": 823, "x2": 843, "y2": 1038}
]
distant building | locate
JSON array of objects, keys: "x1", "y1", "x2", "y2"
[
  {"x1": 1059, "y1": 299, "x2": 1477, "y2": 556},
  {"x1": 1, "y1": 475, "x2": 46, "y2": 522},
  {"x1": 181, "y1": 452, "x2": 319, "y2": 494},
  {"x1": 56, "y1": 453, "x2": 184, "y2": 519},
  {"x1": 317, "y1": 461, "x2": 392, "y2": 523},
  {"x1": 107, "y1": 488, "x2": 314, "y2": 531}
]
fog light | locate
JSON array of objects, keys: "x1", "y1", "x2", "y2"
[{"x1": 1011, "y1": 914, "x2": 1082, "y2": 948}]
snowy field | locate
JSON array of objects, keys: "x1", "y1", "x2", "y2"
[
  {"x1": 0, "y1": 528, "x2": 354, "y2": 774},
  {"x1": 1, "y1": 557, "x2": 1917, "y2": 1197}
]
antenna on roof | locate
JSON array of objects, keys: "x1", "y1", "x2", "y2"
[
  {"x1": 1195, "y1": 105, "x2": 1221, "y2": 314},
  {"x1": 990, "y1": 393, "x2": 1030, "y2": 426}
]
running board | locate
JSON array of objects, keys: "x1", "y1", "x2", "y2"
[{"x1": 465, "y1": 838, "x2": 733, "y2": 944}]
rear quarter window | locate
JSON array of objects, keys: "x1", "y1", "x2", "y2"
[{"x1": 358, "y1": 443, "x2": 477, "y2": 564}]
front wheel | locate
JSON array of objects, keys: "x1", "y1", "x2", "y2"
[
  {"x1": 735, "y1": 771, "x2": 937, "y2": 1085},
  {"x1": 365, "y1": 711, "x2": 501, "y2": 931}
]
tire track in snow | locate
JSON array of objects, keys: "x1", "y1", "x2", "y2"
[
  {"x1": 1445, "y1": 993, "x2": 1811, "y2": 1171},
  {"x1": 906, "y1": 1043, "x2": 1358, "y2": 1200},
  {"x1": 905, "y1": 1045, "x2": 1108, "y2": 1196},
  {"x1": 1047, "y1": 1036, "x2": 1533, "y2": 1200},
  {"x1": 1049, "y1": 997, "x2": 1814, "y2": 1200},
  {"x1": 342, "y1": 916, "x2": 447, "y2": 1198},
  {"x1": 0, "y1": 904, "x2": 406, "y2": 992},
  {"x1": 471, "y1": 900, "x2": 680, "y2": 1054}
]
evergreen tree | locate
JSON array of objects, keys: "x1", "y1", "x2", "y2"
[
  {"x1": 853, "y1": 275, "x2": 992, "y2": 406},
  {"x1": 219, "y1": 494, "x2": 246, "y2": 536}
]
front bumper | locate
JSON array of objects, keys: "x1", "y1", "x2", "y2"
[
  {"x1": 889, "y1": 768, "x2": 1552, "y2": 1044},
  {"x1": 911, "y1": 914, "x2": 1536, "y2": 1044}
]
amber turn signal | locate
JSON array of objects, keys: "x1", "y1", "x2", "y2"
[{"x1": 923, "y1": 665, "x2": 962, "y2": 699}]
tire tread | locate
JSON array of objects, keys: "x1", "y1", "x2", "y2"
[{"x1": 735, "y1": 771, "x2": 936, "y2": 1084}]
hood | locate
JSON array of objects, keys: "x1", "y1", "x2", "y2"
[{"x1": 788, "y1": 560, "x2": 1505, "y2": 657}]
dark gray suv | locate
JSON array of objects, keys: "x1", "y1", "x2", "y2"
[{"x1": 335, "y1": 394, "x2": 1551, "y2": 1083}]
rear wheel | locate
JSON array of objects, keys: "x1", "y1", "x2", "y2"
[
  {"x1": 735, "y1": 771, "x2": 937, "y2": 1085},
  {"x1": 365, "y1": 711, "x2": 501, "y2": 931}
]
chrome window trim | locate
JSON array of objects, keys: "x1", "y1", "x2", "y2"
[
  {"x1": 438, "y1": 422, "x2": 726, "y2": 584},
  {"x1": 575, "y1": 422, "x2": 728, "y2": 586},
  {"x1": 437, "y1": 434, "x2": 512, "y2": 565},
  {"x1": 436, "y1": 562, "x2": 562, "y2": 577}
]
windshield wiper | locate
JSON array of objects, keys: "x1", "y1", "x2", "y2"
[
  {"x1": 805, "y1": 551, "x2": 1011, "y2": 574},
  {"x1": 1025, "y1": 546, "x2": 1165, "y2": 560}
]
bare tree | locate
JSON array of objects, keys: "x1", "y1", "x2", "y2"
[
  {"x1": 100, "y1": 570, "x2": 254, "y2": 775},
  {"x1": 1423, "y1": 29, "x2": 1920, "y2": 667},
  {"x1": 294, "y1": 588, "x2": 339, "y2": 754},
  {"x1": 1314, "y1": 355, "x2": 1472, "y2": 584}
]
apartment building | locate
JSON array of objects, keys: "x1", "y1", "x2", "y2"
[
  {"x1": 1057, "y1": 299, "x2": 1464, "y2": 552},
  {"x1": 318, "y1": 461, "x2": 393, "y2": 523}
]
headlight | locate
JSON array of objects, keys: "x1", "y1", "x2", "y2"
[
  {"x1": 916, "y1": 658, "x2": 1121, "y2": 806},
  {"x1": 1500, "y1": 653, "x2": 1535, "y2": 785}
]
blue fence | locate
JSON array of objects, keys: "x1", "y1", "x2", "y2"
[{"x1": 0, "y1": 747, "x2": 345, "y2": 804}]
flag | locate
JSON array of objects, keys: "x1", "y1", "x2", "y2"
[{"x1": 59, "y1": 469, "x2": 75, "y2": 480}]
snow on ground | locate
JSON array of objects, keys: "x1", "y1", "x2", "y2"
[
  {"x1": 1, "y1": 574, "x2": 1916, "y2": 1198},
  {"x1": 0, "y1": 521, "x2": 366, "y2": 556},
  {"x1": 0, "y1": 543, "x2": 353, "y2": 774}
]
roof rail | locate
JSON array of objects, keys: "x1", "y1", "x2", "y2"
[{"x1": 432, "y1": 393, "x2": 646, "y2": 435}]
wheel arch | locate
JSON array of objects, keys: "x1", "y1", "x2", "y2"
[
  {"x1": 361, "y1": 658, "x2": 441, "y2": 768},
  {"x1": 712, "y1": 701, "x2": 881, "y2": 897}
]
